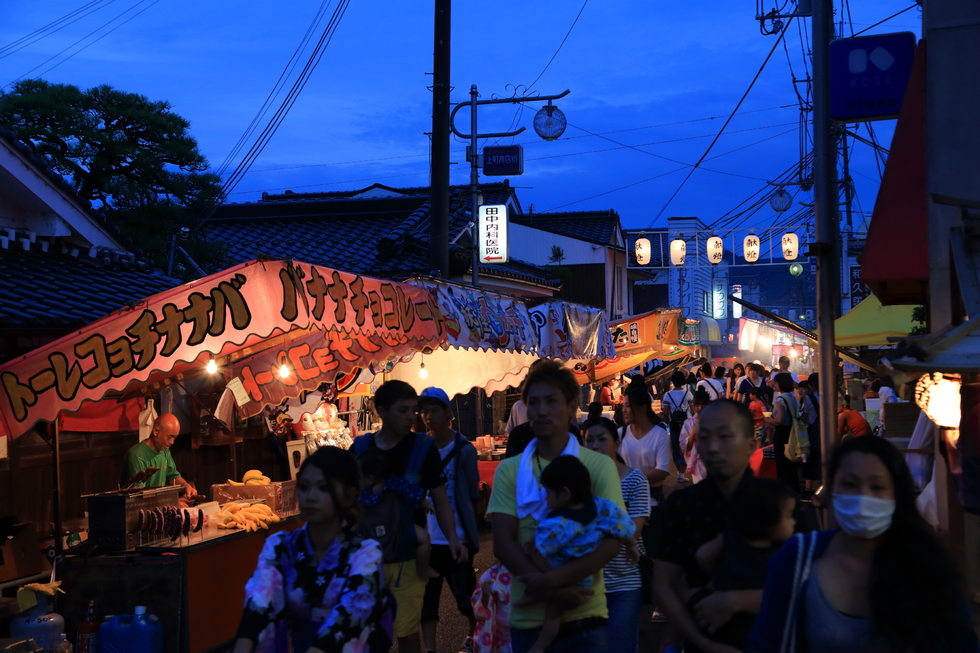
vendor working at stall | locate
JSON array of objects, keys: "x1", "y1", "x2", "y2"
[{"x1": 122, "y1": 414, "x2": 197, "y2": 501}]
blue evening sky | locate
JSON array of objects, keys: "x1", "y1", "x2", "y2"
[{"x1": 2, "y1": 1, "x2": 920, "y2": 232}]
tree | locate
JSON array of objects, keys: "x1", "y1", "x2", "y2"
[{"x1": 0, "y1": 79, "x2": 227, "y2": 277}]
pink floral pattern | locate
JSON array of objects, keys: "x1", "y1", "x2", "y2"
[
  {"x1": 471, "y1": 565, "x2": 513, "y2": 653},
  {"x1": 236, "y1": 526, "x2": 393, "y2": 652}
]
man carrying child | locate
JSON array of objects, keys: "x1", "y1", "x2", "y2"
[{"x1": 487, "y1": 361, "x2": 627, "y2": 653}]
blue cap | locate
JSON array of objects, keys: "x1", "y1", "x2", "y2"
[{"x1": 419, "y1": 387, "x2": 451, "y2": 408}]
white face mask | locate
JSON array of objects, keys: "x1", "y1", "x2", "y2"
[{"x1": 833, "y1": 493, "x2": 896, "y2": 539}]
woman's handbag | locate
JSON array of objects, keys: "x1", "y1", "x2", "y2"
[{"x1": 779, "y1": 531, "x2": 819, "y2": 653}]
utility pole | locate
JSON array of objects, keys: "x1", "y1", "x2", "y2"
[
  {"x1": 812, "y1": 0, "x2": 840, "y2": 488},
  {"x1": 469, "y1": 85, "x2": 480, "y2": 286},
  {"x1": 429, "y1": 0, "x2": 451, "y2": 278}
]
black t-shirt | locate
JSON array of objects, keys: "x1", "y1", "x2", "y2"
[
  {"x1": 712, "y1": 530, "x2": 782, "y2": 592},
  {"x1": 654, "y1": 471, "x2": 755, "y2": 586},
  {"x1": 369, "y1": 433, "x2": 447, "y2": 492}
]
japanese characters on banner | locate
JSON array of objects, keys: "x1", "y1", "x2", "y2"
[
  {"x1": 409, "y1": 280, "x2": 534, "y2": 351},
  {"x1": 0, "y1": 260, "x2": 445, "y2": 438},
  {"x1": 529, "y1": 302, "x2": 616, "y2": 360},
  {"x1": 608, "y1": 308, "x2": 686, "y2": 357},
  {"x1": 479, "y1": 205, "x2": 509, "y2": 264}
]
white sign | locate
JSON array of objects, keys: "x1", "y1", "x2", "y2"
[{"x1": 479, "y1": 205, "x2": 508, "y2": 264}]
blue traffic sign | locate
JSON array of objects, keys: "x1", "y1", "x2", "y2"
[
  {"x1": 830, "y1": 32, "x2": 916, "y2": 122},
  {"x1": 483, "y1": 145, "x2": 524, "y2": 176}
]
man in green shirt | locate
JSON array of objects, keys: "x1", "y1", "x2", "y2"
[
  {"x1": 487, "y1": 360, "x2": 624, "y2": 653},
  {"x1": 122, "y1": 414, "x2": 196, "y2": 501}
]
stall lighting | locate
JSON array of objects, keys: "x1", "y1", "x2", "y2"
[
  {"x1": 205, "y1": 358, "x2": 218, "y2": 374},
  {"x1": 278, "y1": 364, "x2": 290, "y2": 379},
  {"x1": 706, "y1": 236, "x2": 724, "y2": 265},
  {"x1": 418, "y1": 362, "x2": 428, "y2": 380},
  {"x1": 790, "y1": 348, "x2": 798, "y2": 358},
  {"x1": 914, "y1": 372, "x2": 961, "y2": 429},
  {"x1": 743, "y1": 233, "x2": 760, "y2": 263},
  {"x1": 670, "y1": 238, "x2": 686, "y2": 266},
  {"x1": 634, "y1": 234, "x2": 651, "y2": 266},
  {"x1": 781, "y1": 233, "x2": 799, "y2": 261}
]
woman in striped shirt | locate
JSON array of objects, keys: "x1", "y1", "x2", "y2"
[{"x1": 582, "y1": 416, "x2": 651, "y2": 653}]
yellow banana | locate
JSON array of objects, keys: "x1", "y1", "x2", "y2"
[
  {"x1": 227, "y1": 479, "x2": 244, "y2": 486},
  {"x1": 242, "y1": 469, "x2": 264, "y2": 482}
]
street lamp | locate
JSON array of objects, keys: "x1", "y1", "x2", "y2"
[
  {"x1": 770, "y1": 188, "x2": 793, "y2": 212},
  {"x1": 533, "y1": 101, "x2": 567, "y2": 141}
]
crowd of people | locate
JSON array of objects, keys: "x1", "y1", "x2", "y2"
[{"x1": 230, "y1": 359, "x2": 979, "y2": 653}]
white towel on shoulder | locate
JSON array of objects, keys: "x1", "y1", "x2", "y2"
[{"x1": 516, "y1": 435, "x2": 580, "y2": 521}]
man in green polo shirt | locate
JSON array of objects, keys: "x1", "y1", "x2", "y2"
[
  {"x1": 488, "y1": 360, "x2": 624, "y2": 653},
  {"x1": 122, "y1": 414, "x2": 196, "y2": 501}
]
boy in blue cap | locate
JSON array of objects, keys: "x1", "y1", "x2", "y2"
[{"x1": 418, "y1": 387, "x2": 482, "y2": 653}]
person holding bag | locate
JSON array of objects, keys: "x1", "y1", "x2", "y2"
[
  {"x1": 764, "y1": 374, "x2": 803, "y2": 494},
  {"x1": 747, "y1": 436, "x2": 978, "y2": 653}
]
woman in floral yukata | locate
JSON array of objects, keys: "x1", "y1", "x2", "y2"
[{"x1": 233, "y1": 446, "x2": 393, "y2": 653}]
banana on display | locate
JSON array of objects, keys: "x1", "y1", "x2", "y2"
[
  {"x1": 228, "y1": 469, "x2": 272, "y2": 486},
  {"x1": 213, "y1": 501, "x2": 281, "y2": 531}
]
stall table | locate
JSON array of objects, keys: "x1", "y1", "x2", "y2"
[
  {"x1": 58, "y1": 516, "x2": 301, "y2": 653},
  {"x1": 478, "y1": 461, "x2": 500, "y2": 488}
]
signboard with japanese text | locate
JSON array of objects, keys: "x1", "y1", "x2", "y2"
[
  {"x1": 830, "y1": 32, "x2": 916, "y2": 122},
  {"x1": 0, "y1": 260, "x2": 446, "y2": 438},
  {"x1": 607, "y1": 308, "x2": 685, "y2": 357},
  {"x1": 483, "y1": 145, "x2": 524, "y2": 176},
  {"x1": 479, "y1": 205, "x2": 509, "y2": 264},
  {"x1": 850, "y1": 266, "x2": 871, "y2": 307}
]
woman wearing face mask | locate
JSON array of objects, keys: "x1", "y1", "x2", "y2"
[{"x1": 747, "y1": 436, "x2": 979, "y2": 653}]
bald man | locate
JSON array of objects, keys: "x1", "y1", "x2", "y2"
[{"x1": 122, "y1": 414, "x2": 196, "y2": 498}]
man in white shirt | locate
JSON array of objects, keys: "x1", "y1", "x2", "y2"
[
  {"x1": 696, "y1": 363, "x2": 725, "y2": 401},
  {"x1": 777, "y1": 355, "x2": 800, "y2": 384}
]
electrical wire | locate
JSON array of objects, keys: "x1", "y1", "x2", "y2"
[
  {"x1": 642, "y1": 17, "x2": 794, "y2": 228},
  {"x1": 0, "y1": 0, "x2": 115, "y2": 59},
  {"x1": 853, "y1": 5, "x2": 918, "y2": 37}
]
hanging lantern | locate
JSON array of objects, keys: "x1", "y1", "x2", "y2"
[
  {"x1": 743, "y1": 233, "x2": 760, "y2": 263},
  {"x1": 670, "y1": 238, "x2": 686, "y2": 266},
  {"x1": 635, "y1": 234, "x2": 651, "y2": 266},
  {"x1": 770, "y1": 188, "x2": 793, "y2": 212},
  {"x1": 915, "y1": 373, "x2": 961, "y2": 428},
  {"x1": 706, "y1": 235, "x2": 724, "y2": 265},
  {"x1": 781, "y1": 232, "x2": 799, "y2": 260}
]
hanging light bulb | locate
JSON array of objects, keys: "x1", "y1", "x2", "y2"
[
  {"x1": 670, "y1": 237, "x2": 686, "y2": 266},
  {"x1": 205, "y1": 358, "x2": 217, "y2": 374},
  {"x1": 634, "y1": 233, "x2": 651, "y2": 266},
  {"x1": 781, "y1": 232, "x2": 799, "y2": 260},
  {"x1": 419, "y1": 362, "x2": 428, "y2": 379},
  {"x1": 743, "y1": 233, "x2": 760, "y2": 263},
  {"x1": 278, "y1": 364, "x2": 290, "y2": 379},
  {"x1": 915, "y1": 372, "x2": 961, "y2": 428},
  {"x1": 706, "y1": 236, "x2": 724, "y2": 265}
]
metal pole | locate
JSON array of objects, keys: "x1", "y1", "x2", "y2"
[
  {"x1": 429, "y1": 0, "x2": 451, "y2": 278},
  {"x1": 812, "y1": 0, "x2": 840, "y2": 490},
  {"x1": 470, "y1": 85, "x2": 480, "y2": 287},
  {"x1": 53, "y1": 415, "x2": 63, "y2": 558}
]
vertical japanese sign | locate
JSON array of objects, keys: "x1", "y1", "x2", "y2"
[
  {"x1": 479, "y1": 205, "x2": 508, "y2": 264},
  {"x1": 850, "y1": 266, "x2": 870, "y2": 307}
]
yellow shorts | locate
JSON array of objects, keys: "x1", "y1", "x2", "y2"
[{"x1": 383, "y1": 559, "x2": 429, "y2": 639}]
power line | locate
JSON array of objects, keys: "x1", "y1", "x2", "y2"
[
  {"x1": 0, "y1": 0, "x2": 115, "y2": 59},
  {"x1": 643, "y1": 17, "x2": 795, "y2": 228},
  {"x1": 853, "y1": 5, "x2": 918, "y2": 37}
]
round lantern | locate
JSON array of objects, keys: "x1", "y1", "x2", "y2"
[
  {"x1": 789, "y1": 263, "x2": 804, "y2": 276},
  {"x1": 915, "y1": 373, "x2": 961, "y2": 428},
  {"x1": 635, "y1": 234, "x2": 651, "y2": 266},
  {"x1": 781, "y1": 232, "x2": 800, "y2": 261},
  {"x1": 670, "y1": 238, "x2": 686, "y2": 266},
  {"x1": 706, "y1": 235, "x2": 724, "y2": 265},
  {"x1": 743, "y1": 233, "x2": 760, "y2": 263},
  {"x1": 770, "y1": 188, "x2": 793, "y2": 212}
]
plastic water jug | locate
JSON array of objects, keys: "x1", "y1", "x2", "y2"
[
  {"x1": 97, "y1": 607, "x2": 162, "y2": 653},
  {"x1": 10, "y1": 594, "x2": 65, "y2": 652}
]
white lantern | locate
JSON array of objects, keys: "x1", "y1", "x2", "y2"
[
  {"x1": 915, "y1": 373, "x2": 961, "y2": 428},
  {"x1": 743, "y1": 233, "x2": 760, "y2": 263},
  {"x1": 635, "y1": 235, "x2": 651, "y2": 266},
  {"x1": 670, "y1": 238, "x2": 686, "y2": 266},
  {"x1": 781, "y1": 232, "x2": 800, "y2": 261},
  {"x1": 706, "y1": 236, "x2": 724, "y2": 265}
]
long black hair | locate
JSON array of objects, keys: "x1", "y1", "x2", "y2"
[
  {"x1": 540, "y1": 455, "x2": 593, "y2": 505},
  {"x1": 624, "y1": 385, "x2": 663, "y2": 426},
  {"x1": 827, "y1": 436, "x2": 967, "y2": 652},
  {"x1": 299, "y1": 446, "x2": 362, "y2": 528}
]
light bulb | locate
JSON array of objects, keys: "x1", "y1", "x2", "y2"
[
  {"x1": 279, "y1": 364, "x2": 290, "y2": 378},
  {"x1": 205, "y1": 359, "x2": 217, "y2": 374},
  {"x1": 419, "y1": 363, "x2": 428, "y2": 379}
]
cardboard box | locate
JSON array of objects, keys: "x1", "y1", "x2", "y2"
[
  {"x1": 210, "y1": 481, "x2": 297, "y2": 517},
  {"x1": 0, "y1": 523, "x2": 47, "y2": 582}
]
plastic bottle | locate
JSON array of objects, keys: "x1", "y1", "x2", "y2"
[
  {"x1": 75, "y1": 600, "x2": 99, "y2": 653},
  {"x1": 53, "y1": 633, "x2": 73, "y2": 653},
  {"x1": 98, "y1": 606, "x2": 163, "y2": 653}
]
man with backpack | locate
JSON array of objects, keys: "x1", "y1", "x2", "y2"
[
  {"x1": 695, "y1": 363, "x2": 725, "y2": 401},
  {"x1": 417, "y1": 387, "x2": 482, "y2": 653},
  {"x1": 352, "y1": 380, "x2": 466, "y2": 653},
  {"x1": 662, "y1": 371, "x2": 693, "y2": 484}
]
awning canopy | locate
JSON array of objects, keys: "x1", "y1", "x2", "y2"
[
  {"x1": 0, "y1": 259, "x2": 446, "y2": 439},
  {"x1": 835, "y1": 295, "x2": 916, "y2": 347},
  {"x1": 700, "y1": 316, "x2": 723, "y2": 345},
  {"x1": 862, "y1": 40, "x2": 929, "y2": 306}
]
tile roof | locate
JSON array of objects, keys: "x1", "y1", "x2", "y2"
[
  {"x1": 0, "y1": 248, "x2": 181, "y2": 328},
  {"x1": 210, "y1": 182, "x2": 559, "y2": 288},
  {"x1": 511, "y1": 210, "x2": 621, "y2": 247}
]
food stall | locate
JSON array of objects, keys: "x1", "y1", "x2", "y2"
[{"x1": 0, "y1": 258, "x2": 447, "y2": 652}]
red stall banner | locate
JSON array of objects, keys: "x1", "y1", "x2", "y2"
[{"x1": 0, "y1": 260, "x2": 446, "y2": 439}]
